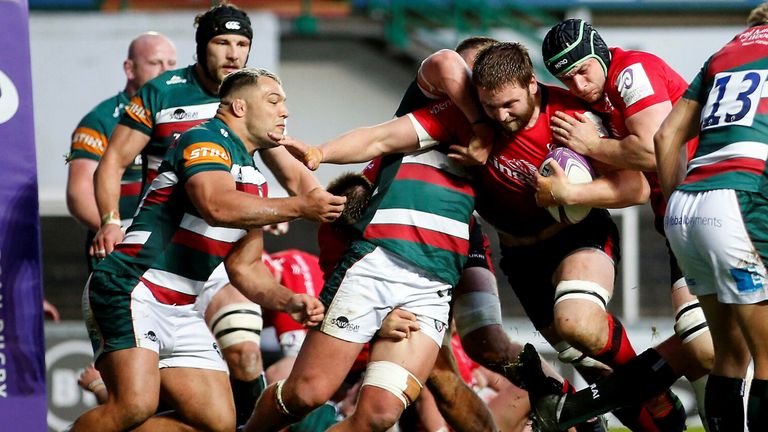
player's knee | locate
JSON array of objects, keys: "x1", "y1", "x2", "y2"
[
  {"x1": 223, "y1": 342, "x2": 263, "y2": 381},
  {"x1": 554, "y1": 280, "x2": 610, "y2": 345},
  {"x1": 279, "y1": 377, "x2": 334, "y2": 416},
  {"x1": 354, "y1": 390, "x2": 408, "y2": 432},
  {"x1": 109, "y1": 397, "x2": 158, "y2": 429}
]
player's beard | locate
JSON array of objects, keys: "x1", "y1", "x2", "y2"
[{"x1": 501, "y1": 92, "x2": 536, "y2": 134}]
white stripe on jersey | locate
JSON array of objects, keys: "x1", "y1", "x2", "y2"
[
  {"x1": 231, "y1": 164, "x2": 268, "y2": 187},
  {"x1": 403, "y1": 148, "x2": 470, "y2": 179},
  {"x1": 146, "y1": 154, "x2": 164, "y2": 171},
  {"x1": 407, "y1": 113, "x2": 440, "y2": 149},
  {"x1": 179, "y1": 213, "x2": 246, "y2": 243},
  {"x1": 142, "y1": 268, "x2": 204, "y2": 296},
  {"x1": 687, "y1": 141, "x2": 768, "y2": 172},
  {"x1": 369, "y1": 208, "x2": 469, "y2": 240},
  {"x1": 134, "y1": 170, "x2": 179, "y2": 213},
  {"x1": 155, "y1": 102, "x2": 220, "y2": 125},
  {"x1": 121, "y1": 230, "x2": 151, "y2": 245}
]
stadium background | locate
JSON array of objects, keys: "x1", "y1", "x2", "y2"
[{"x1": 27, "y1": 0, "x2": 761, "y2": 430}]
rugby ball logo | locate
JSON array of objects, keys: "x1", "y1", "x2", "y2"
[{"x1": 539, "y1": 147, "x2": 594, "y2": 224}]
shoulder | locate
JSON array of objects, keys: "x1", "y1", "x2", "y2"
[
  {"x1": 140, "y1": 65, "x2": 196, "y2": 94},
  {"x1": 542, "y1": 84, "x2": 590, "y2": 113}
]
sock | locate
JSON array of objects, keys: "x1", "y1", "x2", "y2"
[
  {"x1": 558, "y1": 349, "x2": 680, "y2": 429},
  {"x1": 747, "y1": 378, "x2": 768, "y2": 431},
  {"x1": 705, "y1": 374, "x2": 745, "y2": 432},
  {"x1": 592, "y1": 314, "x2": 637, "y2": 368},
  {"x1": 231, "y1": 373, "x2": 267, "y2": 426},
  {"x1": 690, "y1": 375, "x2": 708, "y2": 429}
]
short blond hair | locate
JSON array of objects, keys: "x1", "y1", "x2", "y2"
[{"x1": 747, "y1": 3, "x2": 768, "y2": 27}]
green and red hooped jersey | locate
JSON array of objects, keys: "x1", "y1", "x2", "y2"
[
  {"x1": 352, "y1": 101, "x2": 476, "y2": 287},
  {"x1": 69, "y1": 91, "x2": 143, "y2": 226},
  {"x1": 95, "y1": 118, "x2": 268, "y2": 305},
  {"x1": 679, "y1": 24, "x2": 768, "y2": 193},
  {"x1": 120, "y1": 65, "x2": 220, "y2": 186}
]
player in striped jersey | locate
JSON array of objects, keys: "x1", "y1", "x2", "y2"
[
  {"x1": 656, "y1": 5, "x2": 768, "y2": 430},
  {"x1": 90, "y1": 5, "x2": 324, "y2": 425},
  {"x1": 66, "y1": 32, "x2": 176, "y2": 272},
  {"x1": 72, "y1": 68, "x2": 344, "y2": 432}
]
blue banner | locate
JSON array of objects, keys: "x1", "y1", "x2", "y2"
[{"x1": 0, "y1": 0, "x2": 48, "y2": 429}]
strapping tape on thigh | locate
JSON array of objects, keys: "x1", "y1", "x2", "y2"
[
  {"x1": 453, "y1": 292, "x2": 503, "y2": 338},
  {"x1": 209, "y1": 303, "x2": 263, "y2": 349},
  {"x1": 554, "y1": 280, "x2": 611, "y2": 310}
]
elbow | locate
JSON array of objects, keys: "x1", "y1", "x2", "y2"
[{"x1": 198, "y1": 205, "x2": 234, "y2": 228}]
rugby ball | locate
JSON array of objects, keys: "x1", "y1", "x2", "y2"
[{"x1": 539, "y1": 147, "x2": 594, "y2": 224}]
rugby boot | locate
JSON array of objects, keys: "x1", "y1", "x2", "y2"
[
  {"x1": 516, "y1": 343, "x2": 569, "y2": 432},
  {"x1": 645, "y1": 389, "x2": 687, "y2": 432}
]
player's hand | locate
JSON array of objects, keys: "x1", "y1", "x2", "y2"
[
  {"x1": 378, "y1": 308, "x2": 419, "y2": 340},
  {"x1": 534, "y1": 161, "x2": 570, "y2": 207},
  {"x1": 298, "y1": 187, "x2": 346, "y2": 223},
  {"x1": 448, "y1": 122, "x2": 495, "y2": 165},
  {"x1": 90, "y1": 223, "x2": 124, "y2": 259},
  {"x1": 268, "y1": 132, "x2": 323, "y2": 170},
  {"x1": 551, "y1": 111, "x2": 600, "y2": 156},
  {"x1": 286, "y1": 293, "x2": 325, "y2": 327}
]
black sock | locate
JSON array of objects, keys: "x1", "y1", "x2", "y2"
[
  {"x1": 748, "y1": 378, "x2": 768, "y2": 431},
  {"x1": 231, "y1": 373, "x2": 267, "y2": 426},
  {"x1": 705, "y1": 374, "x2": 745, "y2": 432},
  {"x1": 558, "y1": 348, "x2": 679, "y2": 428}
]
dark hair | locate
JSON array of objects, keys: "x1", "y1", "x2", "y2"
[
  {"x1": 542, "y1": 19, "x2": 611, "y2": 77},
  {"x1": 455, "y1": 36, "x2": 498, "y2": 55},
  {"x1": 218, "y1": 67, "x2": 281, "y2": 100},
  {"x1": 326, "y1": 172, "x2": 373, "y2": 226},
  {"x1": 195, "y1": 3, "x2": 252, "y2": 69},
  {"x1": 747, "y1": 3, "x2": 768, "y2": 27},
  {"x1": 472, "y1": 42, "x2": 534, "y2": 90}
]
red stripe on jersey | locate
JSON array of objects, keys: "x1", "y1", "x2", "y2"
[
  {"x1": 683, "y1": 157, "x2": 765, "y2": 183},
  {"x1": 759, "y1": 97, "x2": 768, "y2": 114},
  {"x1": 155, "y1": 119, "x2": 208, "y2": 141},
  {"x1": 114, "y1": 242, "x2": 142, "y2": 257},
  {"x1": 143, "y1": 186, "x2": 174, "y2": 206},
  {"x1": 140, "y1": 277, "x2": 197, "y2": 305},
  {"x1": 121, "y1": 182, "x2": 142, "y2": 197},
  {"x1": 236, "y1": 182, "x2": 268, "y2": 197},
  {"x1": 396, "y1": 164, "x2": 475, "y2": 196},
  {"x1": 364, "y1": 223, "x2": 469, "y2": 255},
  {"x1": 706, "y1": 27, "x2": 768, "y2": 82},
  {"x1": 171, "y1": 228, "x2": 234, "y2": 258},
  {"x1": 146, "y1": 169, "x2": 159, "y2": 185}
]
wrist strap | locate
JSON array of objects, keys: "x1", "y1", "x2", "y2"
[{"x1": 100, "y1": 211, "x2": 121, "y2": 227}]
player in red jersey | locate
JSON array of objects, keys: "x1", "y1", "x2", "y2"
[{"x1": 542, "y1": 18, "x2": 713, "y2": 428}]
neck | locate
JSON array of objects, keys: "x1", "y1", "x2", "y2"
[
  {"x1": 215, "y1": 112, "x2": 258, "y2": 155},
  {"x1": 124, "y1": 82, "x2": 138, "y2": 97},
  {"x1": 195, "y1": 63, "x2": 221, "y2": 95},
  {"x1": 527, "y1": 93, "x2": 542, "y2": 129}
]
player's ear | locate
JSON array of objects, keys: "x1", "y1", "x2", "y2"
[
  {"x1": 124, "y1": 59, "x2": 135, "y2": 81},
  {"x1": 528, "y1": 75, "x2": 538, "y2": 95},
  {"x1": 231, "y1": 98, "x2": 247, "y2": 117}
]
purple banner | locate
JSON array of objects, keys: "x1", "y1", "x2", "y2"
[{"x1": 0, "y1": 0, "x2": 48, "y2": 428}]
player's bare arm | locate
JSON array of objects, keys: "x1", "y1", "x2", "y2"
[
  {"x1": 224, "y1": 229, "x2": 324, "y2": 327},
  {"x1": 259, "y1": 145, "x2": 321, "y2": 195},
  {"x1": 186, "y1": 170, "x2": 345, "y2": 227},
  {"x1": 90, "y1": 125, "x2": 151, "y2": 257},
  {"x1": 269, "y1": 116, "x2": 420, "y2": 170},
  {"x1": 654, "y1": 98, "x2": 702, "y2": 199},
  {"x1": 66, "y1": 159, "x2": 101, "y2": 232},
  {"x1": 420, "y1": 49, "x2": 494, "y2": 165},
  {"x1": 535, "y1": 162, "x2": 649, "y2": 208},
  {"x1": 552, "y1": 101, "x2": 672, "y2": 171}
]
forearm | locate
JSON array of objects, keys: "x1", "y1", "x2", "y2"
[
  {"x1": 67, "y1": 197, "x2": 101, "y2": 232},
  {"x1": 260, "y1": 146, "x2": 320, "y2": 195},
  {"x1": 589, "y1": 136, "x2": 657, "y2": 172},
  {"x1": 319, "y1": 120, "x2": 417, "y2": 164},
  {"x1": 93, "y1": 159, "x2": 127, "y2": 220},
  {"x1": 561, "y1": 170, "x2": 649, "y2": 208},
  {"x1": 204, "y1": 190, "x2": 305, "y2": 229}
]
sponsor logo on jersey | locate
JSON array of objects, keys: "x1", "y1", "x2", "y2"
[
  {"x1": 224, "y1": 20, "x2": 241, "y2": 30},
  {"x1": 0, "y1": 69, "x2": 20, "y2": 125},
  {"x1": 617, "y1": 63, "x2": 654, "y2": 108},
  {"x1": 490, "y1": 155, "x2": 538, "y2": 187},
  {"x1": 429, "y1": 100, "x2": 453, "y2": 115},
  {"x1": 184, "y1": 142, "x2": 232, "y2": 168},
  {"x1": 125, "y1": 96, "x2": 152, "y2": 128},
  {"x1": 330, "y1": 316, "x2": 359, "y2": 332},
  {"x1": 739, "y1": 26, "x2": 768, "y2": 45},
  {"x1": 165, "y1": 75, "x2": 187, "y2": 85},
  {"x1": 71, "y1": 127, "x2": 107, "y2": 155},
  {"x1": 170, "y1": 108, "x2": 199, "y2": 121}
]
